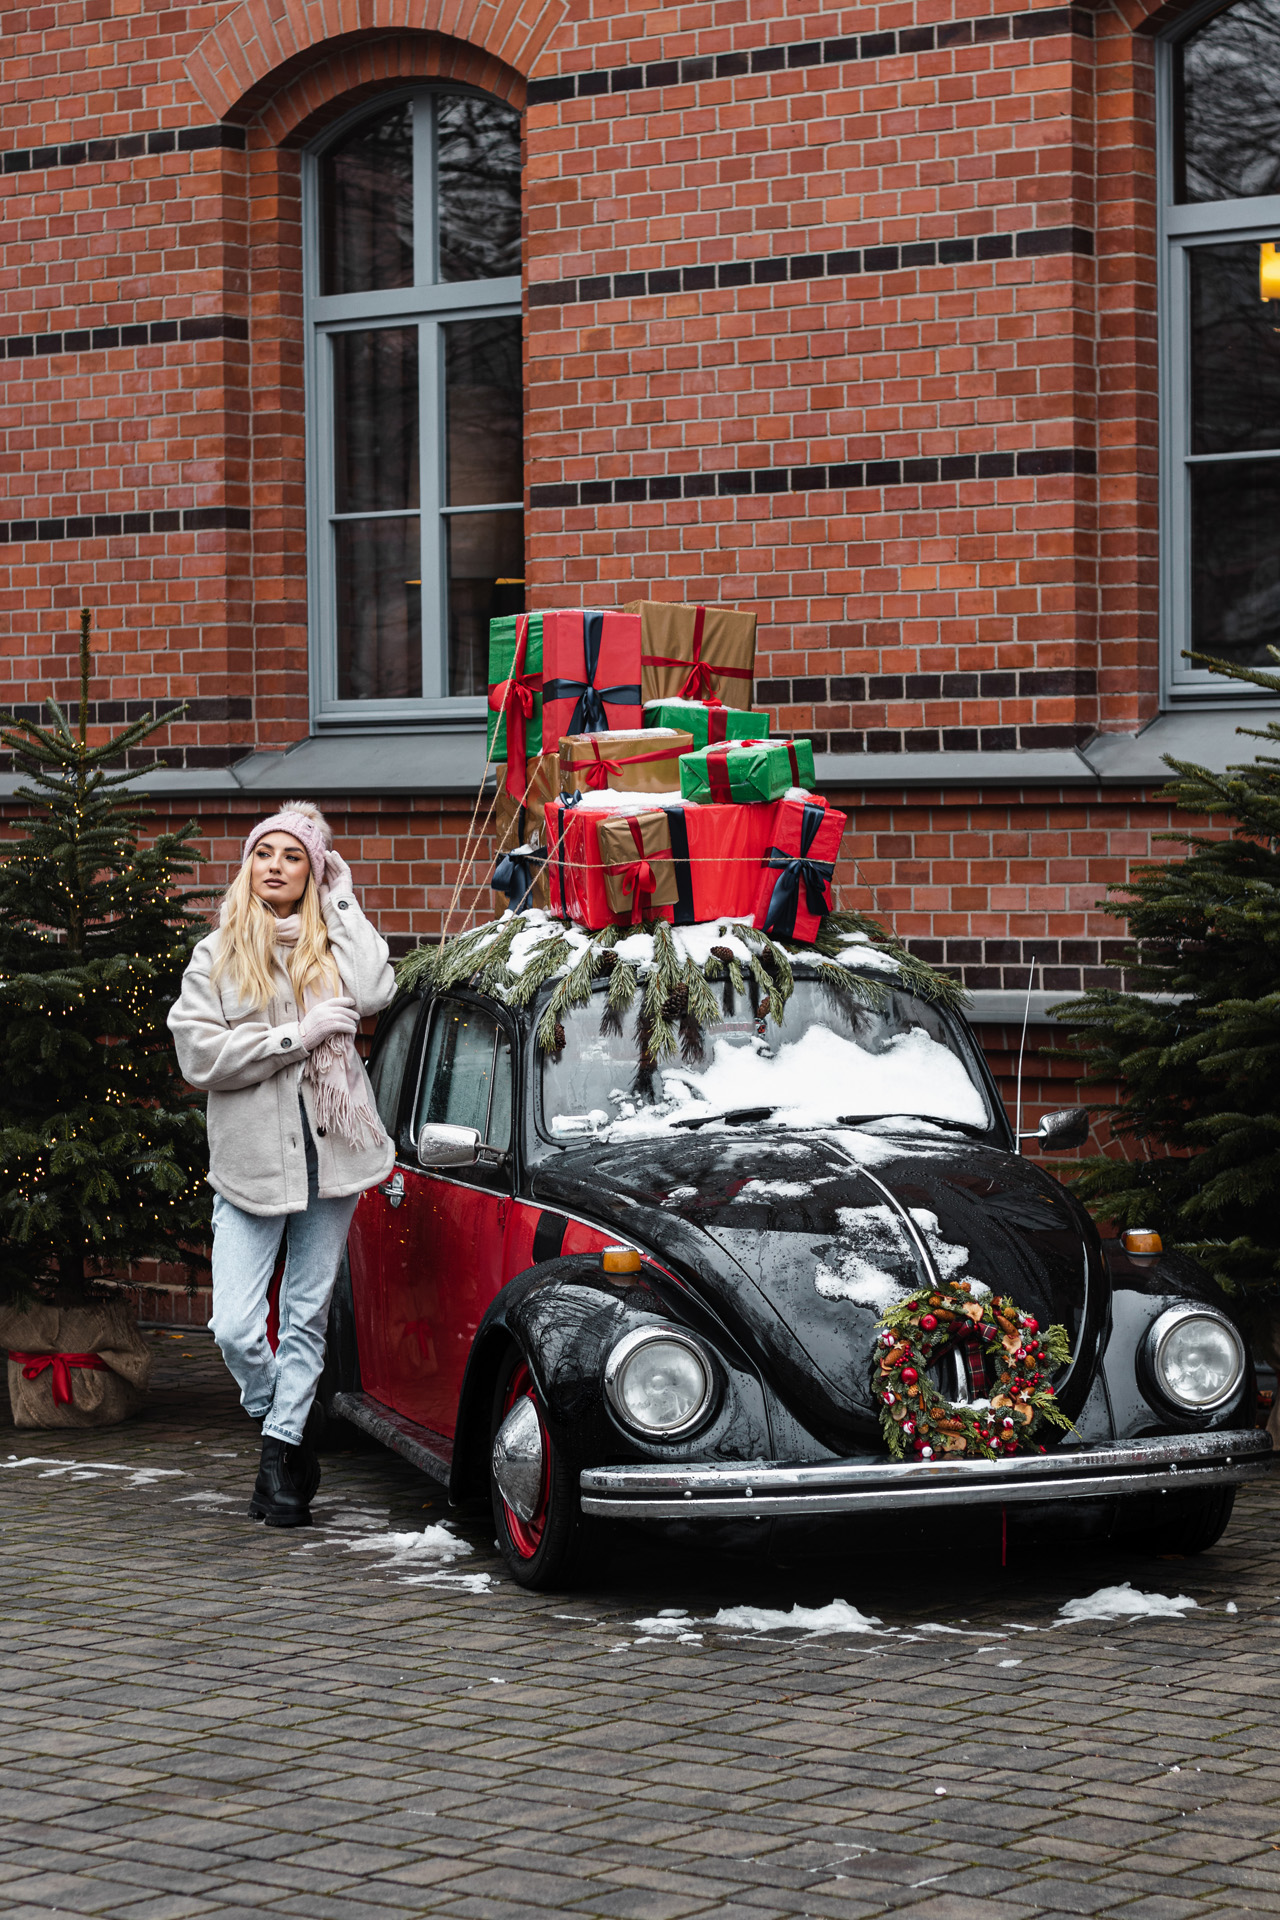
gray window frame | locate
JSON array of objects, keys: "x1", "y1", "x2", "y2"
[
  {"x1": 1158, "y1": 5, "x2": 1280, "y2": 702},
  {"x1": 302, "y1": 88, "x2": 522, "y2": 730}
]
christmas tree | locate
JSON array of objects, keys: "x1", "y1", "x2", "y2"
[
  {"x1": 1056, "y1": 651, "x2": 1280, "y2": 1298},
  {"x1": 0, "y1": 611, "x2": 213, "y2": 1303}
]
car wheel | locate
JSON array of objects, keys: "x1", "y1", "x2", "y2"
[
  {"x1": 1125, "y1": 1485, "x2": 1236, "y2": 1556},
  {"x1": 489, "y1": 1346, "x2": 592, "y2": 1590}
]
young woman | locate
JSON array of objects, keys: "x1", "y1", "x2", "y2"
[{"x1": 169, "y1": 803, "x2": 396, "y2": 1527}]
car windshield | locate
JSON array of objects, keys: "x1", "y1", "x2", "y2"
[{"x1": 540, "y1": 974, "x2": 993, "y2": 1142}]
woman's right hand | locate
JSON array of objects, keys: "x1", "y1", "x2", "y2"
[{"x1": 298, "y1": 996, "x2": 359, "y2": 1050}]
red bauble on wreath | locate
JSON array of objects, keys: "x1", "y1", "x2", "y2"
[{"x1": 875, "y1": 1278, "x2": 1074, "y2": 1462}]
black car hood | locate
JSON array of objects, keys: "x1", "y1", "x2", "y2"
[{"x1": 531, "y1": 1127, "x2": 1103, "y2": 1450}]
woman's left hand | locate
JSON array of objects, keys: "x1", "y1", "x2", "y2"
[{"x1": 319, "y1": 848, "x2": 353, "y2": 907}]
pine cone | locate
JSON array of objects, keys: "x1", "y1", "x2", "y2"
[
  {"x1": 710, "y1": 945, "x2": 733, "y2": 964},
  {"x1": 553, "y1": 1022, "x2": 566, "y2": 1052},
  {"x1": 599, "y1": 950, "x2": 618, "y2": 973},
  {"x1": 759, "y1": 947, "x2": 779, "y2": 978},
  {"x1": 666, "y1": 982, "x2": 689, "y2": 1016}
]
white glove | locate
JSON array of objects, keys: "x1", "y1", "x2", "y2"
[
  {"x1": 319, "y1": 849, "x2": 353, "y2": 907},
  {"x1": 298, "y1": 996, "x2": 359, "y2": 1050}
]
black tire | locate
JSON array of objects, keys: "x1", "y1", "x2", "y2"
[
  {"x1": 1122, "y1": 1484, "x2": 1236, "y2": 1556},
  {"x1": 489, "y1": 1344, "x2": 596, "y2": 1591}
]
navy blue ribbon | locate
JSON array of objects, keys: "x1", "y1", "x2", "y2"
[
  {"x1": 662, "y1": 806, "x2": 695, "y2": 926},
  {"x1": 491, "y1": 845, "x2": 548, "y2": 912},
  {"x1": 760, "y1": 800, "x2": 834, "y2": 938},
  {"x1": 541, "y1": 610, "x2": 641, "y2": 734}
]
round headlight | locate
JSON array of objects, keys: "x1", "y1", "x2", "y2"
[
  {"x1": 604, "y1": 1328, "x2": 715, "y2": 1437},
  {"x1": 1146, "y1": 1307, "x2": 1246, "y2": 1412}
]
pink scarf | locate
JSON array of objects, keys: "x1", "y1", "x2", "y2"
[{"x1": 274, "y1": 916, "x2": 384, "y2": 1149}]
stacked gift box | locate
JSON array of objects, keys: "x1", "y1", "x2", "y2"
[{"x1": 487, "y1": 598, "x2": 846, "y2": 943}]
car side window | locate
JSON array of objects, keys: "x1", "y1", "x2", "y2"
[
  {"x1": 367, "y1": 999, "x2": 420, "y2": 1133},
  {"x1": 417, "y1": 1000, "x2": 513, "y2": 1148}
]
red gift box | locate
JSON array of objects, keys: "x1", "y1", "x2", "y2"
[
  {"x1": 544, "y1": 798, "x2": 784, "y2": 931},
  {"x1": 751, "y1": 794, "x2": 847, "y2": 943},
  {"x1": 540, "y1": 610, "x2": 643, "y2": 755}
]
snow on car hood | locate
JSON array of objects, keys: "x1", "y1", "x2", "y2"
[{"x1": 531, "y1": 1128, "x2": 1100, "y2": 1449}]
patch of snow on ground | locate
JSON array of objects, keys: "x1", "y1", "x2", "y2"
[
  {"x1": 712, "y1": 1599, "x2": 886, "y2": 1636},
  {"x1": 304, "y1": 1519, "x2": 490, "y2": 1590},
  {"x1": 1058, "y1": 1582, "x2": 1198, "y2": 1623},
  {"x1": 4, "y1": 1457, "x2": 185, "y2": 1489}
]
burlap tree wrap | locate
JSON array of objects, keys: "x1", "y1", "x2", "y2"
[{"x1": 0, "y1": 1302, "x2": 152, "y2": 1428}]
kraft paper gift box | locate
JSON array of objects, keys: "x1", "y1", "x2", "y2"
[
  {"x1": 539, "y1": 609, "x2": 643, "y2": 753},
  {"x1": 559, "y1": 727, "x2": 693, "y2": 796},
  {"x1": 679, "y1": 736, "x2": 816, "y2": 805},
  {"x1": 487, "y1": 612, "x2": 544, "y2": 801},
  {"x1": 627, "y1": 599, "x2": 758, "y2": 709},
  {"x1": 595, "y1": 811, "x2": 684, "y2": 925},
  {"x1": 751, "y1": 794, "x2": 847, "y2": 943},
  {"x1": 492, "y1": 750, "x2": 561, "y2": 911},
  {"x1": 545, "y1": 797, "x2": 782, "y2": 930},
  {"x1": 642, "y1": 697, "x2": 771, "y2": 749}
]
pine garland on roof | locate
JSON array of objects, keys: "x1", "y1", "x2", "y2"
[{"x1": 395, "y1": 907, "x2": 965, "y2": 1066}]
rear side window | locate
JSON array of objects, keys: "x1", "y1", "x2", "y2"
[
  {"x1": 416, "y1": 1000, "x2": 511, "y2": 1146},
  {"x1": 367, "y1": 999, "x2": 420, "y2": 1132}
]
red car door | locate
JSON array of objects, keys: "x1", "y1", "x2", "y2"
[
  {"x1": 346, "y1": 996, "x2": 425, "y2": 1407},
  {"x1": 379, "y1": 996, "x2": 515, "y2": 1437}
]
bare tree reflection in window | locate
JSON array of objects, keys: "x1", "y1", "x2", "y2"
[
  {"x1": 437, "y1": 95, "x2": 521, "y2": 282},
  {"x1": 1176, "y1": 0, "x2": 1280, "y2": 203}
]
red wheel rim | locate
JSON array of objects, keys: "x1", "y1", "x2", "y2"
[{"x1": 500, "y1": 1360, "x2": 551, "y2": 1558}]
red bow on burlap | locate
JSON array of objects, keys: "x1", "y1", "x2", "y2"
[
  {"x1": 642, "y1": 605, "x2": 754, "y2": 703},
  {"x1": 582, "y1": 740, "x2": 622, "y2": 790},
  {"x1": 617, "y1": 818, "x2": 658, "y2": 924},
  {"x1": 10, "y1": 1351, "x2": 106, "y2": 1406},
  {"x1": 487, "y1": 614, "x2": 542, "y2": 800}
]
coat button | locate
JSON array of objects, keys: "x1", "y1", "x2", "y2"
[
  {"x1": 337, "y1": 900, "x2": 349, "y2": 911},
  {"x1": 317, "y1": 1128, "x2": 326, "y2": 1138},
  {"x1": 281, "y1": 1037, "x2": 293, "y2": 1049}
]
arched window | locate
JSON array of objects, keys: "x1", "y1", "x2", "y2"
[
  {"x1": 305, "y1": 91, "x2": 522, "y2": 721},
  {"x1": 1162, "y1": 0, "x2": 1280, "y2": 696}
]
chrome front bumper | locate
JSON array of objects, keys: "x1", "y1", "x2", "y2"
[{"x1": 578, "y1": 1429, "x2": 1271, "y2": 1519}]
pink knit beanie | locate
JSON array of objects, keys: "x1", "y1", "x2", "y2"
[{"x1": 241, "y1": 804, "x2": 331, "y2": 888}]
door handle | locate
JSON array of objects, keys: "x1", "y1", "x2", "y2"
[{"x1": 380, "y1": 1170, "x2": 405, "y2": 1208}]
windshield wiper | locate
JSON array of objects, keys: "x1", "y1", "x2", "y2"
[
  {"x1": 671, "y1": 1105, "x2": 778, "y2": 1131},
  {"x1": 837, "y1": 1112, "x2": 989, "y2": 1139}
]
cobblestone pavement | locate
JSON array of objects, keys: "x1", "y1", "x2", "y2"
[{"x1": 3, "y1": 1330, "x2": 1280, "y2": 1920}]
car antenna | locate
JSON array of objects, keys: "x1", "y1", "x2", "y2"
[{"x1": 1013, "y1": 959, "x2": 1038, "y2": 1154}]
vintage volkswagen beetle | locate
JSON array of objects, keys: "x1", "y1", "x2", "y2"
[{"x1": 323, "y1": 928, "x2": 1269, "y2": 1589}]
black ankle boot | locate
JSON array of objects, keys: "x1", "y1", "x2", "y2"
[
  {"x1": 247, "y1": 1437, "x2": 312, "y2": 1527},
  {"x1": 291, "y1": 1404, "x2": 324, "y2": 1507}
]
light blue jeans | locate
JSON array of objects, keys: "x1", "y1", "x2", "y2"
[{"x1": 208, "y1": 1116, "x2": 359, "y2": 1447}]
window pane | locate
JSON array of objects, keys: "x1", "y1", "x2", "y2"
[
  {"x1": 437, "y1": 94, "x2": 521, "y2": 282},
  {"x1": 445, "y1": 317, "x2": 522, "y2": 506},
  {"x1": 488, "y1": 1029, "x2": 513, "y2": 1152},
  {"x1": 333, "y1": 328, "x2": 419, "y2": 512},
  {"x1": 321, "y1": 102, "x2": 414, "y2": 293},
  {"x1": 1176, "y1": 0, "x2": 1280, "y2": 203},
  {"x1": 368, "y1": 1000, "x2": 421, "y2": 1133},
  {"x1": 446, "y1": 509, "x2": 524, "y2": 696},
  {"x1": 1190, "y1": 459, "x2": 1280, "y2": 668},
  {"x1": 417, "y1": 1003, "x2": 499, "y2": 1135},
  {"x1": 336, "y1": 518, "x2": 422, "y2": 700}
]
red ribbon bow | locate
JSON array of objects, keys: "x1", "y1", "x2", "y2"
[
  {"x1": 487, "y1": 614, "x2": 541, "y2": 800},
  {"x1": 10, "y1": 1351, "x2": 106, "y2": 1406},
  {"x1": 642, "y1": 604, "x2": 754, "y2": 703},
  {"x1": 582, "y1": 739, "x2": 623, "y2": 790},
  {"x1": 619, "y1": 818, "x2": 658, "y2": 923}
]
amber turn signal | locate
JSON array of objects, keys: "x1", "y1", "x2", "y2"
[
  {"x1": 602, "y1": 1246, "x2": 642, "y2": 1273},
  {"x1": 1262, "y1": 243, "x2": 1280, "y2": 301},
  {"x1": 1122, "y1": 1228, "x2": 1163, "y2": 1255}
]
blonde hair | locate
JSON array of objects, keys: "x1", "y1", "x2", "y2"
[{"x1": 212, "y1": 802, "x2": 340, "y2": 1009}]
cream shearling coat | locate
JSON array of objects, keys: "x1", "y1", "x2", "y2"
[{"x1": 168, "y1": 884, "x2": 397, "y2": 1215}]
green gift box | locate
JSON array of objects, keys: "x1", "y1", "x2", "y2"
[
  {"x1": 678, "y1": 736, "x2": 816, "y2": 805},
  {"x1": 643, "y1": 698, "x2": 771, "y2": 750},
  {"x1": 487, "y1": 612, "x2": 544, "y2": 774}
]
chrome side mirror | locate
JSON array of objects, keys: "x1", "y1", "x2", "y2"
[
  {"x1": 416, "y1": 1122, "x2": 481, "y2": 1168},
  {"x1": 1025, "y1": 1108, "x2": 1089, "y2": 1151}
]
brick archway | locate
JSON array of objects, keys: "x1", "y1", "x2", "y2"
[{"x1": 185, "y1": 0, "x2": 569, "y2": 123}]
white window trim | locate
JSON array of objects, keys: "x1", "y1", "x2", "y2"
[
  {"x1": 1158, "y1": 9, "x2": 1280, "y2": 702},
  {"x1": 302, "y1": 88, "x2": 522, "y2": 730}
]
